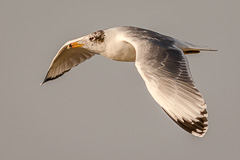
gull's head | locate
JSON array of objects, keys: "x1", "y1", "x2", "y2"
[
  {"x1": 65, "y1": 28, "x2": 136, "y2": 62},
  {"x1": 67, "y1": 30, "x2": 106, "y2": 53}
]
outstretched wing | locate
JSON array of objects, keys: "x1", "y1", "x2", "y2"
[
  {"x1": 42, "y1": 41, "x2": 95, "y2": 85},
  {"x1": 135, "y1": 41, "x2": 208, "y2": 137}
]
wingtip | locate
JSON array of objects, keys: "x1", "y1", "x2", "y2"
[
  {"x1": 197, "y1": 48, "x2": 218, "y2": 52},
  {"x1": 199, "y1": 46, "x2": 218, "y2": 52},
  {"x1": 40, "y1": 76, "x2": 49, "y2": 86},
  {"x1": 40, "y1": 79, "x2": 46, "y2": 86},
  {"x1": 192, "y1": 125, "x2": 208, "y2": 137},
  {"x1": 191, "y1": 131, "x2": 207, "y2": 137}
]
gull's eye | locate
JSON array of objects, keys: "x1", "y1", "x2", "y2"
[{"x1": 89, "y1": 30, "x2": 105, "y2": 43}]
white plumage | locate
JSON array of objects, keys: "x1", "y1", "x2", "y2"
[{"x1": 42, "y1": 26, "x2": 216, "y2": 137}]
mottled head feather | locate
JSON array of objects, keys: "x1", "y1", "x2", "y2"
[{"x1": 89, "y1": 30, "x2": 105, "y2": 43}]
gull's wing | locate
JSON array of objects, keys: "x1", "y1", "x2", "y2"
[
  {"x1": 42, "y1": 41, "x2": 96, "y2": 85},
  {"x1": 135, "y1": 42, "x2": 208, "y2": 137}
]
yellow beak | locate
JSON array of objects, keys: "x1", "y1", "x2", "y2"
[{"x1": 67, "y1": 42, "x2": 84, "y2": 49}]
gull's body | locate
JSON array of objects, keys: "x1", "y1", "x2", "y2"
[{"x1": 42, "y1": 26, "x2": 215, "y2": 137}]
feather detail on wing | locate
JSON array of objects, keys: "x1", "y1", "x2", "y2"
[
  {"x1": 41, "y1": 41, "x2": 95, "y2": 85},
  {"x1": 135, "y1": 43, "x2": 208, "y2": 137}
]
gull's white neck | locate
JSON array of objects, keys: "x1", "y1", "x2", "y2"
[{"x1": 100, "y1": 28, "x2": 136, "y2": 62}]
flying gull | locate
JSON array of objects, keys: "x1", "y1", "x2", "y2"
[{"x1": 42, "y1": 26, "x2": 216, "y2": 137}]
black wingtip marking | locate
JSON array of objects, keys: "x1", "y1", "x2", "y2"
[
  {"x1": 177, "y1": 109, "x2": 208, "y2": 137},
  {"x1": 162, "y1": 108, "x2": 208, "y2": 137},
  {"x1": 184, "y1": 50, "x2": 200, "y2": 54},
  {"x1": 41, "y1": 69, "x2": 71, "y2": 86}
]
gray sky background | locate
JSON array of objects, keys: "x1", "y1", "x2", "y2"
[{"x1": 1, "y1": 0, "x2": 239, "y2": 160}]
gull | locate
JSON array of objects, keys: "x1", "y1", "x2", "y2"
[{"x1": 42, "y1": 26, "x2": 216, "y2": 137}]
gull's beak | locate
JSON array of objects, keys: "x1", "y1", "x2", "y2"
[{"x1": 67, "y1": 42, "x2": 84, "y2": 49}]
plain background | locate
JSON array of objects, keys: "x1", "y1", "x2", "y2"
[{"x1": 1, "y1": 0, "x2": 239, "y2": 159}]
